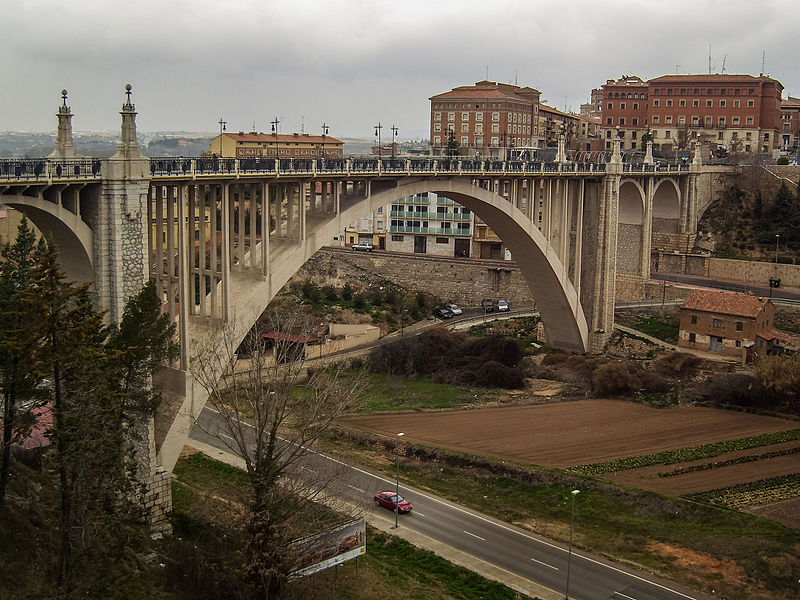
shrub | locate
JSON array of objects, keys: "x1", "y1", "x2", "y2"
[
  {"x1": 341, "y1": 283, "x2": 354, "y2": 301},
  {"x1": 352, "y1": 293, "x2": 367, "y2": 309},
  {"x1": 591, "y1": 361, "x2": 643, "y2": 396},
  {"x1": 654, "y1": 352, "x2": 700, "y2": 377},
  {"x1": 323, "y1": 285, "x2": 339, "y2": 302}
]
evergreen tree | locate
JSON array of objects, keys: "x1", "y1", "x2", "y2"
[
  {"x1": 0, "y1": 218, "x2": 44, "y2": 507},
  {"x1": 446, "y1": 129, "x2": 460, "y2": 157}
]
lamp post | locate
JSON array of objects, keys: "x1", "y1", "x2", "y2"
[
  {"x1": 391, "y1": 125, "x2": 398, "y2": 158},
  {"x1": 320, "y1": 122, "x2": 329, "y2": 163},
  {"x1": 395, "y1": 432, "x2": 405, "y2": 528},
  {"x1": 564, "y1": 489, "x2": 580, "y2": 600},
  {"x1": 217, "y1": 118, "x2": 226, "y2": 156},
  {"x1": 271, "y1": 117, "x2": 280, "y2": 158},
  {"x1": 375, "y1": 122, "x2": 383, "y2": 157},
  {"x1": 775, "y1": 234, "x2": 780, "y2": 272}
]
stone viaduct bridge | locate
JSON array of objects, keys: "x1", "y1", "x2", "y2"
[{"x1": 0, "y1": 88, "x2": 721, "y2": 521}]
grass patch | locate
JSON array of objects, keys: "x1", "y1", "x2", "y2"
[
  {"x1": 568, "y1": 428, "x2": 800, "y2": 476},
  {"x1": 335, "y1": 370, "x2": 497, "y2": 412},
  {"x1": 629, "y1": 315, "x2": 679, "y2": 343}
]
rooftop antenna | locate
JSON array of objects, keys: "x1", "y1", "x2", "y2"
[
  {"x1": 708, "y1": 43, "x2": 712, "y2": 75},
  {"x1": 514, "y1": 69, "x2": 518, "y2": 85},
  {"x1": 676, "y1": 64, "x2": 680, "y2": 74},
  {"x1": 485, "y1": 65, "x2": 489, "y2": 80},
  {"x1": 721, "y1": 55, "x2": 727, "y2": 74},
  {"x1": 301, "y1": 115, "x2": 305, "y2": 134},
  {"x1": 761, "y1": 50, "x2": 765, "y2": 76}
]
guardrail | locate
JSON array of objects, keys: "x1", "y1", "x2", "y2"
[{"x1": 0, "y1": 159, "x2": 102, "y2": 181}]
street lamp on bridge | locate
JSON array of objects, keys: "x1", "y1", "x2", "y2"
[
  {"x1": 375, "y1": 122, "x2": 383, "y2": 157},
  {"x1": 271, "y1": 117, "x2": 280, "y2": 158},
  {"x1": 391, "y1": 125, "x2": 398, "y2": 158},
  {"x1": 320, "y1": 122, "x2": 329, "y2": 163},
  {"x1": 217, "y1": 118, "x2": 226, "y2": 156}
]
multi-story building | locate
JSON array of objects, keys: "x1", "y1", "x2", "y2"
[
  {"x1": 209, "y1": 131, "x2": 343, "y2": 159},
  {"x1": 537, "y1": 105, "x2": 582, "y2": 150},
  {"x1": 429, "y1": 81, "x2": 541, "y2": 158},
  {"x1": 780, "y1": 96, "x2": 800, "y2": 155},
  {"x1": 386, "y1": 193, "x2": 473, "y2": 257},
  {"x1": 600, "y1": 74, "x2": 785, "y2": 154}
]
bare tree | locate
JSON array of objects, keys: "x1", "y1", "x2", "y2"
[{"x1": 191, "y1": 308, "x2": 364, "y2": 598}]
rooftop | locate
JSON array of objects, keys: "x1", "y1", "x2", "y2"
[{"x1": 681, "y1": 289, "x2": 770, "y2": 318}]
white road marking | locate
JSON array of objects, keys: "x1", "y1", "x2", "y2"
[
  {"x1": 463, "y1": 530, "x2": 486, "y2": 541},
  {"x1": 530, "y1": 557, "x2": 558, "y2": 570},
  {"x1": 347, "y1": 484, "x2": 365, "y2": 493},
  {"x1": 613, "y1": 593, "x2": 637, "y2": 600}
]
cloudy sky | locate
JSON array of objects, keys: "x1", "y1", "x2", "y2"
[{"x1": 2, "y1": 0, "x2": 797, "y2": 139}]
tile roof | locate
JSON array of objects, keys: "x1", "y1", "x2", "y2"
[
  {"x1": 680, "y1": 289, "x2": 770, "y2": 318},
  {"x1": 648, "y1": 74, "x2": 778, "y2": 85},
  {"x1": 757, "y1": 329, "x2": 800, "y2": 347},
  {"x1": 224, "y1": 133, "x2": 342, "y2": 144}
]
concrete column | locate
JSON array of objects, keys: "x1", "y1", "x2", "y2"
[
  {"x1": 641, "y1": 177, "x2": 654, "y2": 279},
  {"x1": 589, "y1": 171, "x2": 619, "y2": 352},
  {"x1": 221, "y1": 182, "x2": 231, "y2": 320},
  {"x1": 574, "y1": 179, "x2": 584, "y2": 299},
  {"x1": 48, "y1": 90, "x2": 83, "y2": 159},
  {"x1": 176, "y1": 184, "x2": 190, "y2": 370},
  {"x1": 299, "y1": 181, "x2": 307, "y2": 243},
  {"x1": 261, "y1": 181, "x2": 270, "y2": 278}
]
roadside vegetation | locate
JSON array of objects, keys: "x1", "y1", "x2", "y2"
[{"x1": 324, "y1": 428, "x2": 800, "y2": 600}]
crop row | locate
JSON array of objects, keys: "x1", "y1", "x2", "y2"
[
  {"x1": 569, "y1": 428, "x2": 800, "y2": 476},
  {"x1": 658, "y1": 445, "x2": 800, "y2": 478},
  {"x1": 685, "y1": 473, "x2": 800, "y2": 510}
]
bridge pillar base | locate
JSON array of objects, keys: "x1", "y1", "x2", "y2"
[{"x1": 590, "y1": 330, "x2": 613, "y2": 354}]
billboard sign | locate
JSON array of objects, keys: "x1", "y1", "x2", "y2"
[{"x1": 288, "y1": 519, "x2": 366, "y2": 579}]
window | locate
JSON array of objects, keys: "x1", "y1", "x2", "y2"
[
  {"x1": 492, "y1": 112, "x2": 500, "y2": 121},
  {"x1": 733, "y1": 100, "x2": 740, "y2": 108},
  {"x1": 436, "y1": 237, "x2": 448, "y2": 244},
  {"x1": 693, "y1": 99, "x2": 700, "y2": 107},
  {"x1": 475, "y1": 124, "x2": 483, "y2": 134},
  {"x1": 679, "y1": 100, "x2": 686, "y2": 107},
  {"x1": 690, "y1": 315, "x2": 697, "y2": 324},
  {"x1": 746, "y1": 117, "x2": 754, "y2": 125},
  {"x1": 491, "y1": 124, "x2": 499, "y2": 133},
  {"x1": 461, "y1": 112, "x2": 469, "y2": 120},
  {"x1": 764, "y1": 132, "x2": 770, "y2": 141},
  {"x1": 735, "y1": 340, "x2": 741, "y2": 348},
  {"x1": 720, "y1": 100, "x2": 726, "y2": 107},
  {"x1": 461, "y1": 124, "x2": 469, "y2": 133},
  {"x1": 619, "y1": 118, "x2": 625, "y2": 125},
  {"x1": 433, "y1": 136, "x2": 441, "y2": 145},
  {"x1": 633, "y1": 103, "x2": 639, "y2": 110},
  {"x1": 747, "y1": 100, "x2": 754, "y2": 108},
  {"x1": 666, "y1": 100, "x2": 673, "y2": 107},
  {"x1": 632, "y1": 118, "x2": 638, "y2": 126},
  {"x1": 733, "y1": 117, "x2": 740, "y2": 125},
  {"x1": 689, "y1": 333, "x2": 696, "y2": 343},
  {"x1": 475, "y1": 136, "x2": 483, "y2": 146},
  {"x1": 665, "y1": 130, "x2": 671, "y2": 138},
  {"x1": 621, "y1": 102, "x2": 626, "y2": 109},
  {"x1": 713, "y1": 319, "x2": 722, "y2": 328},
  {"x1": 652, "y1": 116, "x2": 659, "y2": 124},
  {"x1": 679, "y1": 116, "x2": 686, "y2": 125},
  {"x1": 736, "y1": 321, "x2": 743, "y2": 331},
  {"x1": 476, "y1": 113, "x2": 483, "y2": 121},
  {"x1": 719, "y1": 117, "x2": 726, "y2": 126},
  {"x1": 606, "y1": 117, "x2": 613, "y2": 125},
  {"x1": 653, "y1": 99, "x2": 660, "y2": 107},
  {"x1": 434, "y1": 112, "x2": 441, "y2": 121},
  {"x1": 433, "y1": 123, "x2": 441, "y2": 132},
  {"x1": 448, "y1": 112, "x2": 455, "y2": 121},
  {"x1": 665, "y1": 116, "x2": 672, "y2": 124},
  {"x1": 707, "y1": 100, "x2": 713, "y2": 108},
  {"x1": 391, "y1": 235, "x2": 404, "y2": 242},
  {"x1": 705, "y1": 116, "x2": 712, "y2": 126},
  {"x1": 461, "y1": 136, "x2": 468, "y2": 145}
]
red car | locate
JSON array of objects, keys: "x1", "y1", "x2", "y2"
[{"x1": 374, "y1": 491, "x2": 412, "y2": 513}]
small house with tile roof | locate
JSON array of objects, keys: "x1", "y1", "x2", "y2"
[{"x1": 678, "y1": 289, "x2": 774, "y2": 359}]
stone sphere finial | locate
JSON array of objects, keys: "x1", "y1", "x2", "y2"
[{"x1": 125, "y1": 83, "x2": 132, "y2": 92}]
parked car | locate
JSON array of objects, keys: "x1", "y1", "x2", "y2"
[
  {"x1": 481, "y1": 299, "x2": 494, "y2": 313},
  {"x1": 497, "y1": 300, "x2": 510, "y2": 312},
  {"x1": 352, "y1": 241, "x2": 373, "y2": 251},
  {"x1": 433, "y1": 306, "x2": 454, "y2": 319},
  {"x1": 446, "y1": 303, "x2": 463, "y2": 315},
  {"x1": 374, "y1": 491, "x2": 412, "y2": 513}
]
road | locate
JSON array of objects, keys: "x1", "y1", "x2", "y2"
[
  {"x1": 189, "y1": 408, "x2": 717, "y2": 600},
  {"x1": 652, "y1": 272, "x2": 800, "y2": 304}
]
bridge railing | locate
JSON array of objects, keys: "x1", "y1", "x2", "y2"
[
  {"x1": 0, "y1": 159, "x2": 102, "y2": 181},
  {"x1": 148, "y1": 156, "x2": 620, "y2": 179}
]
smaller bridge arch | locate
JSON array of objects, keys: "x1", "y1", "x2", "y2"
[{"x1": 0, "y1": 195, "x2": 94, "y2": 283}]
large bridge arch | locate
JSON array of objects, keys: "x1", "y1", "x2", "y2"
[
  {"x1": 617, "y1": 179, "x2": 645, "y2": 274},
  {"x1": 340, "y1": 179, "x2": 589, "y2": 353},
  {"x1": 652, "y1": 178, "x2": 681, "y2": 233},
  {"x1": 0, "y1": 195, "x2": 94, "y2": 283}
]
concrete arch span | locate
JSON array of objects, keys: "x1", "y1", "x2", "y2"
[
  {"x1": 0, "y1": 195, "x2": 94, "y2": 284},
  {"x1": 345, "y1": 179, "x2": 588, "y2": 353}
]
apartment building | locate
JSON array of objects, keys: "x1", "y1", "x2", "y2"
[
  {"x1": 429, "y1": 81, "x2": 541, "y2": 158},
  {"x1": 209, "y1": 132, "x2": 344, "y2": 159},
  {"x1": 780, "y1": 96, "x2": 800, "y2": 154},
  {"x1": 600, "y1": 74, "x2": 785, "y2": 154},
  {"x1": 386, "y1": 193, "x2": 473, "y2": 257}
]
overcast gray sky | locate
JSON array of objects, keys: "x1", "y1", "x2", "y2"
[{"x1": 2, "y1": 0, "x2": 797, "y2": 139}]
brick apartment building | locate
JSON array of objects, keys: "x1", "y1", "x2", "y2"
[
  {"x1": 429, "y1": 81, "x2": 542, "y2": 158},
  {"x1": 210, "y1": 132, "x2": 343, "y2": 159},
  {"x1": 677, "y1": 289, "x2": 800, "y2": 360},
  {"x1": 780, "y1": 96, "x2": 800, "y2": 155},
  {"x1": 599, "y1": 74, "x2": 785, "y2": 155}
]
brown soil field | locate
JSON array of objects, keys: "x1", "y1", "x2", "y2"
[{"x1": 339, "y1": 398, "x2": 798, "y2": 470}]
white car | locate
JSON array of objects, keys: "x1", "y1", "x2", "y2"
[
  {"x1": 497, "y1": 300, "x2": 509, "y2": 312},
  {"x1": 352, "y1": 241, "x2": 373, "y2": 251},
  {"x1": 446, "y1": 303, "x2": 463, "y2": 315}
]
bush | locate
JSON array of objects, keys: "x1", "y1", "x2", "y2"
[
  {"x1": 591, "y1": 361, "x2": 643, "y2": 396},
  {"x1": 323, "y1": 285, "x2": 339, "y2": 302},
  {"x1": 654, "y1": 352, "x2": 700, "y2": 377},
  {"x1": 777, "y1": 156, "x2": 790, "y2": 165},
  {"x1": 341, "y1": 283, "x2": 354, "y2": 301}
]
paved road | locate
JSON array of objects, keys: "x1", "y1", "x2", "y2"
[
  {"x1": 652, "y1": 272, "x2": 800, "y2": 304},
  {"x1": 190, "y1": 408, "x2": 717, "y2": 600}
]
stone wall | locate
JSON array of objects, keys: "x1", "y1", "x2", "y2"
[
  {"x1": 297, "y1": 248, "x2": 535, "y2": 306},
  {"x1": 616, "y1": 223, "x2": 642, "y2": 274},
  {"x1": 708, "y1": 258, "x2": 800, "y2": 288}
]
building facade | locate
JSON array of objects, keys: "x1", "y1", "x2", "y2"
[
  {"x1": 780, "y1": 96, "x2": 800, "y2": 156},
  {"x1": 429, "y1": 81, "x2": 541, "y2": 158},
  {"x1": 209, "y1": 132, "x2": 344, "y2": 159},
  {"x1": 600, "y1": 74, "x2": 785, "y2": 154},
  {"x1": 386, "y1": 193, "x2": 474, "y2": 257},
  {"x1": 678, "y1": 289, "x2": 774, "y2": 359}
]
